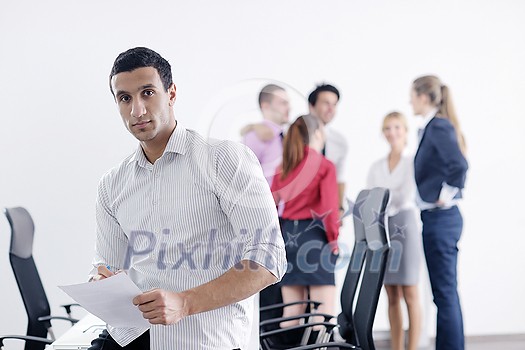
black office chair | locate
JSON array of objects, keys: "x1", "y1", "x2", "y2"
[
  {"x1": 0, "y1": 335, "x2": 52, "y2": 350},
  {"x1": 351, "y1": 188, "x2": 390, "y2": 350},
  {"x1": 287, "y1": 187, "x2": 391, "y2": 350},
  {"x1": 336, "y1": 189, "x2": 370, "y2": 345},
  {"x1": 4, "y1": 207, "x2": 80, "y2": 350},
  {"x1": 259, "y1": 190, "x2": 372, "y2": 349}
]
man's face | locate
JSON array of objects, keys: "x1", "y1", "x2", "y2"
[
  {"x1": 111, "y1": 67, "x2": 176, "y2": 143},
  {"x1": 310, "y1": 91, "x2": 339, "y2": 125},
  {"x1": 261, "y1": 89, "x2": 290, "y2": 125}
]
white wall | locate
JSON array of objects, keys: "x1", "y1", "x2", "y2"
[{"x1": 1, "y1": 0, "x2": 524, "y2": 346}]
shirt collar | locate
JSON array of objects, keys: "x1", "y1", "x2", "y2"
[
  {"x1": 129, "y1": 122, "x2": 188, "y2": 167},
  {"x1": 421, "y1": 107, "x2": 438, "y2": 129},
  {"x1": 164, "y1": 122, "x2": 188, "y2": 155}
]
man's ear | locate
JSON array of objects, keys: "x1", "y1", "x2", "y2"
[
  {"x1": 260, "y1": 101, "x2": 269, "y2": 112},
  {"x1": 168, "y1": 83, "x2": 177, "y2": 106}
]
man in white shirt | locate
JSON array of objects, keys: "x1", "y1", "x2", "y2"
[
  {"x1": 308, "y1": 84, "x2": 348, "y2": 213},
  {"x1": 88, "y1": 47, "x2": 286, "y2": 350},
  {"x1": 240, "y1": 84, "x2": 348, "y2": 211}
]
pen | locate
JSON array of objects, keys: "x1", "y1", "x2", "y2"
[{"x1": 107, "y1": 265, "x2": 124, "y2": 275}]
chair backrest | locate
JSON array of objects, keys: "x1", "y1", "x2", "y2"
[
  {"x1": 352, "y1": 187, "x2": 390, "y2": 350},
  {"x1": 337, "y1": 189, "x2": 369, "y2": 343},
  {"x1": 5, "y1": 207, "x2": 51, "y2": 350}
]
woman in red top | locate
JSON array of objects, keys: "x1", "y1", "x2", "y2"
[{"x1": 271, "y1": 114, "x2": 340, "y2": 328}]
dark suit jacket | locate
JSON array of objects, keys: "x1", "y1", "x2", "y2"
[{"x1": 414, "y1": 116, "x2": 468, "y2": 203}]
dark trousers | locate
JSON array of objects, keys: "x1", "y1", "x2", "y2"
[
  {"x1": 259, "y1": 282, "x2": 283, "y2": 323},
  {"x1": 88, "y1": 329, "x2": 242, "y2": 349},
  {"x1": 88, "y1": 330, "x2": 150, "y2": 350},
  {"x1": 421, "y1": 206, "x2": 464, "y2": 350}
]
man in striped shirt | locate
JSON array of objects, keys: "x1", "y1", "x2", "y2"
[{"x1": 88, "y1": 47, "x2": 287, "y2": 350}]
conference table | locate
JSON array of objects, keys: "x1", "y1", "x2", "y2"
[
  {"x1": 51, "y1": 296, "x2": 260, "y2": 349},
  {"x1": 51, "y1": 314, "x2": 104, "y2": 350}
]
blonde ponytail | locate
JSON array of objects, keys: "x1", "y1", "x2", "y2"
[
  {"x1": 413, "y1": 75, "x2": 467, "y2": 156},
  {"x1": 438, "y1": 85, "x2": 467, "y2": 156}
]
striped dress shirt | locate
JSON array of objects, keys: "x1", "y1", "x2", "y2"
[{"x1": 91, "y1": 123, "x2": 287, "y2": 349}]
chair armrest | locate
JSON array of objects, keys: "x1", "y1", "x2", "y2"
[
  {"x1": 0, "y1": 335, "x2": 53, "y2": 347},
  {"x1": 38, "y1": 315, "x2": 79, "y2": 325},
  {"x1": 60, "y1": 303, "x2": 82, "y2": 316},
  {"x1": 260, "y1": 322, "x2": 337, "y2": 339},
  {"x1": 287, "y1": 342, "x2": 358, "y2": 349},
  {"x1": 260, "y1": 300, "x2": 322, "y2": 313},
  {"x1": 260, "y1": 312, "x2": 335, "y2": 328}
]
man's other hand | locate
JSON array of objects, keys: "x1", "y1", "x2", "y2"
[
  {"x1": 133, "y1": 289, "x2": 188, "y2": 325},
  {"x1": 91, "y1": 265, "x2": 115, "y2": 282}
]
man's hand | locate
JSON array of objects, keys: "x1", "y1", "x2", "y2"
[
  {"x1": 90, "y1": 265, "x2": 115, "y2": 282},
  {"x1": 339, "y1": 207, "x2": 345, "y2": 227},
  {"x1": 133, "y1": 289, "x2": 188, "y2": 325},
  {"x1": 240, "y1": 123, "x2": 274, "y2": 141},
  {"x1": 130, "y1": 260, "x2": 278, "y2": 325},
  {"x1": 240, "y1": 124, "x2": 254, "y2": 136}
]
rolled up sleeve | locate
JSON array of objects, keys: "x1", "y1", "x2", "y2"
[
  {"x1": 90, "y1": 175, "x2": 129, "y2": 277},
  {"x1": 214, "y1": 141, "x2": 287, "y2": 281}
]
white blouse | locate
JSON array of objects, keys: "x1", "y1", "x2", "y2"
[{"x1": 366, "y1": 153, "x2": 417, "y2": 216}]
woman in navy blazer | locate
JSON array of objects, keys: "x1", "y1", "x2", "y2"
[{"x1": 411, "y1": 75, "x2": 468, "y2": 350}]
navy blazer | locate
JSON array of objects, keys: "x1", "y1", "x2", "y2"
[{"x1": 414, "y1": 116, "x2": 468, "y2": 203}]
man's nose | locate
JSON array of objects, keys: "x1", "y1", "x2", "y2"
[{"x1": 131, "y1": 99, "x2": 146, "y2": 118}]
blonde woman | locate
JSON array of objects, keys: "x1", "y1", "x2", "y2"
[
  {"x1": 367, "y1": 112, "x2": 422, "y2": 350},
  {"x1": 411, "y1": 75, "x2": 468, "y2": 350}
]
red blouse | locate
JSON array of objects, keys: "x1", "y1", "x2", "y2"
[{"x1": 271, "y1": 146, "x2": 340, "y2": 244}]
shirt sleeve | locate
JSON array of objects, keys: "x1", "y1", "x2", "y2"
[
  {"x1": 430, "y1": 120, "x2": 468, "y2": 189},
  {"x1": 439, "y1": 182, "x2": 460, "y2": 205},
  {"x1": 214, "y1": 141, "x2": 287, "y2": 281},
  {"x1": 90, "y1": 174, "x2": 129, "y2": 277},
  {"x1": 334, "y1": 133, "x2": 349, "y2": 183},
  {"x1": 242, "y1": 131, "x2": 265, "y2": 162},
  {"x1": 319, "y1": 160, "x2": 340, "y2": 247},
  {"x1": 270, "y1": 171, "x2": 281, "y2": 206}
]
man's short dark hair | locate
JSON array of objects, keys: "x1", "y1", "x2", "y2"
[
  {"x1": 258, "y1": 84, "x2": 285, "y2": 108},
  {"x1": 109, "y1": 47, "x2": 173, "y2": 95},
  {"x1": 308, "y1": 84, "x2": 340, "y2": 106}
]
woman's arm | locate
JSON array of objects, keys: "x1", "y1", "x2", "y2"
[{"x1": 319, "y1": 161, "x2": 340, "y2": 251}]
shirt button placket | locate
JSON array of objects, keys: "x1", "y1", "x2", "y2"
[
  {"x1": 151, "y1": 166, "x2": 162, "y2": 252},
  {"x1": 152, "y1": 167, "x2": 160, "y2": 207}
]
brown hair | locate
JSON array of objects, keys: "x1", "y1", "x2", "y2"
[
  {"x1": 413, "y1": 75, "x2": 467, "y2": 155},
  {"x1": 258, "y1": 84, "x2": 285, "y2": 108},
  {"x1": 281, "y1": 115, "x2": 321, "y2": 179}
]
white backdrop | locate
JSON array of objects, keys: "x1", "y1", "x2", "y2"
[{"x1": 1, "y1": 0, "x2": 524, "y2": 346}]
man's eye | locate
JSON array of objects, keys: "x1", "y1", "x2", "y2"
[
  {"x1": 120, "y1": 95, "x2": 130, "y2": 102},
  {"x1": 144, "y1": 90, "x2": 154, "y2": 96}
]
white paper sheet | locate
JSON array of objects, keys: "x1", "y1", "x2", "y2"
[{"x1": 58, "y1": 273, "x2": 150, "y2": 328}]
